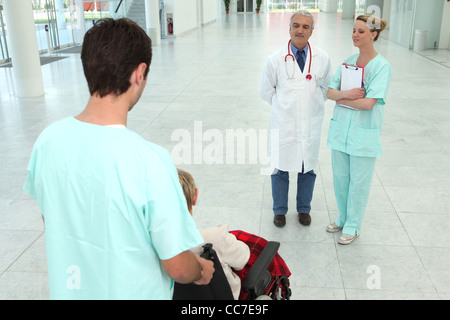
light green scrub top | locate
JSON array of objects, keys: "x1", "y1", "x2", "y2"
[
  {"x1": 327, "y1": 54, "x2": 393, "y2": 157},
  {"x1": 24, "y1": 117, "x2": 203, "y2": 300}
]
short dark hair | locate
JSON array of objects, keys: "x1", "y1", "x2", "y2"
[{"x1": 81, "y1": 18, "x2": 152, "y2": 98}]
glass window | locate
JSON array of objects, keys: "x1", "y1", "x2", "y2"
[{"x1": 266, "y1": 1, "x2": 321, "y2": 13}]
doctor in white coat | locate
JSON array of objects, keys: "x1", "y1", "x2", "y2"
[{"x1": 260, "y1": 10, "x2": 332, "y2": 228}]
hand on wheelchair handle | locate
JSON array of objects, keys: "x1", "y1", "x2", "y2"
[{"x1": 193, "y1": 255, "x2": 215, "y2": 285}]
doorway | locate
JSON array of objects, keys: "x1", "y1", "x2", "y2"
[{"x1": 237, "y1": 0, "x2": 254, "y2": 13}]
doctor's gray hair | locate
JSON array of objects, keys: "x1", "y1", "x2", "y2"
[{"x1": 290, "y1": 10, "x2": 315, "y2": 30}]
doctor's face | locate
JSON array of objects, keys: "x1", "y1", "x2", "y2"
[{"x1": 289, "y1": 14, "x2": 313, "y2": 50}]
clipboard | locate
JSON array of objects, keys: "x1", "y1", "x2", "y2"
[{"x1": 339, "y1": 63, "x2": 364, "y2": 110}]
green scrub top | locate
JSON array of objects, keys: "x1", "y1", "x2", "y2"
[
  {"x1": 327, "y1": 54, "x2": 392, "y2": 157},
  {"x1": 24, "y1": 117, "x2": 203, "y2": 299}
]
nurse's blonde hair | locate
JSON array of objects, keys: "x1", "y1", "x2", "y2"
[
  {"x1": 177, "y1": 168, "x2": 196, "y2": 213},
  {"x1": 356, "y1": 14, "x2": 387, "y2": 41}
]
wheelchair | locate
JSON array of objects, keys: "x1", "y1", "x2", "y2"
[{"x1": 173, "y1": 230, "x2": 291, "y2": 300}]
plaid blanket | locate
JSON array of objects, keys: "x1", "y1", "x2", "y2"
[{"x1": 230, "y1": 230, "x2": 291, "y2": 299}]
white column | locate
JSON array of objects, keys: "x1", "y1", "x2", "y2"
[
  {"x1": 342, "y1": 0, "x2": 356, "y2": 19},
  {"x1": 231, "y1": 0, "x2": 237, "y2": 14},
  {"x1": 75, "y1": 0, "x2": 86, "y2": 44},
  {"x1": 145, "y1": 0, "x2": 161, "y2": 46},
  {"x1": 318, "y1": 0, "x2": 338, "y2": 13},
  {"x1": 439, "y1": 0, "x2": 450, "y2": 49},
  {"x1": 3, "y1": 0, "x2": 44, "y2": 97}
]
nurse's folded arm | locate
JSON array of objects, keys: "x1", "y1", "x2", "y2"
[
  {"x1": 161, "y1": 250, "x2": 214, "y2": 285},
  {"x1": 327, "y1": 88, "x2": 365, "y2": 101},
  {"x1": 327, "y1": 88, "x2": 377, "y2": 110},
  {"x1": 336, "y1": 97, "x2": 378, "y2": 111}
]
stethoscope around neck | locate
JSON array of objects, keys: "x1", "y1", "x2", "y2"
[{"x1": 285, "y1": 40, "x2": 313, "y2": 80}]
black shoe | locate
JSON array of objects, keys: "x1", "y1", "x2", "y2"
[
  {"x1": 273, "y1": 215, "x2": 286, "y2": 227},
  {"x1": 298, "y1": 212, "x2": 311, "y2": 226}
]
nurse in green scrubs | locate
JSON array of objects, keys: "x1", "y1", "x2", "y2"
[{"x1": 325, "y1": 14, "x2": 393, "y2": 245}]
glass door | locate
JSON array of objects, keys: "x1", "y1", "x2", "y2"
[
  {"x1": 237, "y1": 0, "x2": 254, "y2": 13},
  {"x1": 237, "y1": 0, "x2": 244, "y2": 12},
  {"x1": 33, "y1": 0, "x2": 58, "y2": 52},
  {"x1": 46, "y1": 0, "x2": 61, "y2": 50},
  {"x1": 1, "y1": 0, "x2": 79, "y2": 62},
  {"x1": 33, "y1": 0, "x2": 77, "y2": 53},
  {"x1": 389, "y1": 0, "x2": 416, "y2": 49},
  {"x1": 0, "y1": 0, "x2": 10, "y2": 63},
  {"x1": 266, "y1": 1, "x2": 319, "y2": 13},
  {"x1": 246, "y1": 0, "x2": 253, "y2": 12},
  {"x1": 54, "y1": 0, "x2": 76, "y2": 49}
]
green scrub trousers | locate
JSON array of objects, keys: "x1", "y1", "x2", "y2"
[{"x1": 332, "y1": 150, "x2": 376, "y2": 236}]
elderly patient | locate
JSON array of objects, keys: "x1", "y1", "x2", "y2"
[{"x1": 177, "y1": 168, "x2": 250, "y2": 300}]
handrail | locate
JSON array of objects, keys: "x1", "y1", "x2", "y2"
[{"x1": 115, "y1": 0, "x2": 123, "y2": 14}]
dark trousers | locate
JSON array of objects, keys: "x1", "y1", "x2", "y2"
[{"x1": 271, "y1": 167, "x2": 316, "y2": 215}]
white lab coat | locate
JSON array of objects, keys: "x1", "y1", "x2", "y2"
[{"x1": 260, "y1": 42, "x2": 332, "y2": 173}]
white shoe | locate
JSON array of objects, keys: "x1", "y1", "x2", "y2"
[
  {"x1": 326, "y1": 222, "x2": 343, "y2": 233},
  {"x1": 338, "y1": 233, "x2": 358, "y2": 245}
]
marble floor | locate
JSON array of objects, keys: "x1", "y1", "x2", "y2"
[
  {"x1": 415, "y1": 48, "x2": 450, "y2": 68},
  {"x1": 1, "y1": 12, "x2": 449, "y2": 300}
]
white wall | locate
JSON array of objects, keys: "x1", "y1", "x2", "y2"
[
  {"x1": 173, "y1": 0, "x2": 197, "y2": 35},
  {"x1": 165, "y1": 0, "x2": 174, "y2": 13},
  {"x1": 438, "y1": 0, "x2": 450, "y2": 49},
  {"x1": 164, "y1": 0, "x2": 216, "y2": 35},
  {"x1": 202, "y1": 0, "x2": 217, "y2": 25}
]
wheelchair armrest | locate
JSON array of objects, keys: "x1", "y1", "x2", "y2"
[{"x1": 242, "y1": 241, "x2": 280, "y2": 292}]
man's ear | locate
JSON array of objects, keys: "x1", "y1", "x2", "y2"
[
  {"x1": 193, "y1": 188, "x2": 199, "y2": 206},
  {"x1": 133, "y1": 62, "x2": 148, "y2": 86}
]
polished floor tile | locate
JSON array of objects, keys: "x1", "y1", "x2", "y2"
[{"x1": 0, "y1": 12, "x2": 449, "y2": 300}]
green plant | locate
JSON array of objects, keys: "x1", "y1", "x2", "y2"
[
  {"x1": 256, "y1": 0, "x2": 262, "y2": 11},
  {"x1": 224, "y1": 0, "x2": 230, "y2": 11}
]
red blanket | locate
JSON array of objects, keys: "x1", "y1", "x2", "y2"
[{"x1": 230, "y1": 230, "x2": 291, "y2": 299}]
